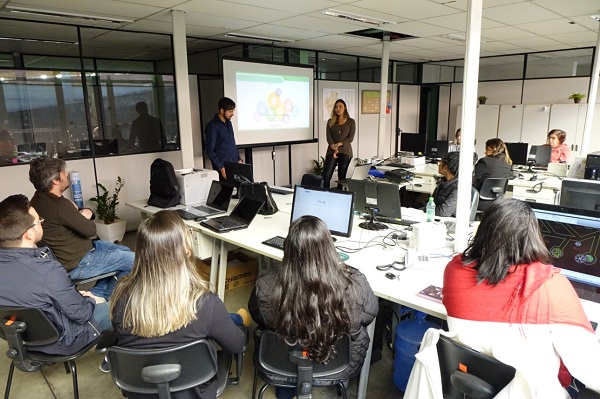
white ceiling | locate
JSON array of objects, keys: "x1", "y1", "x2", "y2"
[{"x1": 1, "y1": 0, "x2": 600, "y2": 63}]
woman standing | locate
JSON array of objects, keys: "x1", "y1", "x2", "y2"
[
  {"x1": 546, "y1": 129, "x2": 571, "y2": 163},
  {"x1": 443, "y1": 199, "x2": 600, "y2": 398},
  {"x1": 249, "y1": 216, "x2": 378, "y2": 399},
  {"x1": 323, "y1": 99, "x2": 356, "y2": 188},
  {"x1": 110, "y1": 211, "x2": 246, "y2": 399},
  {"x1": 472, "y1": 138, "x2": 512, "y2": 191}
]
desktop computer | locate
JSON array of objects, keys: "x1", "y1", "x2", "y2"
[{"x1": 584, "y1": 151, "x2": 600, "y2": 180}]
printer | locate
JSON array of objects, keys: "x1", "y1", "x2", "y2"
[{"x1": 175, "y1": 168, "x2": 219, "y2": 205}]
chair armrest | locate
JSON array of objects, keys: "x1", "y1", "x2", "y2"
[
  {"x1": 141, "y1": 364, "x2": 181, "y2": 384},
  {"x1": 450, "y1": 370, "x2": 496, "y2": 399}
]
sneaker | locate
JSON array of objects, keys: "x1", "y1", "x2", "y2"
[
  {"x1": 99, "y1": 358, "x2": 110, "y2": 373},
  {"x1": 236, "y1": 308, "x2": 251, "y2": 327}
]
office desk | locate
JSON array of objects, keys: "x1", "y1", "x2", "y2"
[
  {"x1": 508, "y1": 172, "x2": 562, "y2": 204},
  {"x1": 377, "y1": 163, "x2": 440, "y2": 194}
]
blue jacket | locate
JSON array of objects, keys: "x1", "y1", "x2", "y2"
[
  {"x1": 0, "y1": 246, "x2": 100, "y2": 355},
  {"x1": 204, "y1": 114, "x2": 240, "y2": 171}
]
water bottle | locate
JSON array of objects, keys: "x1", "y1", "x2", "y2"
[
  {"x1": 70, "y1": 171, "x2": 84, "y2": 208},
  {"x1": 426, "y1": 197, "x2": 435, "y2": 222}
]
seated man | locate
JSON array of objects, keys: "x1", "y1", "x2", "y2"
[
  {"x1": 0, "y1": 194, "x2": 112, "y2": 355},
  {"x1": 29, "y1": 157, "x2": 133, "y2": 300}
]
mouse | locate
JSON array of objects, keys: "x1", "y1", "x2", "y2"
[
  {"x1": 529, "y1": 175, "x2": 538, "y2": 181},
  {"x1": 194, "y1": 216, "x2": 206, "y2": 222}
]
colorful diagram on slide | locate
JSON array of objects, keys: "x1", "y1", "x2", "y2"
[
  {"x1": 538, "y1": 219, "x2": 599, "y2": 273},
  {"x1": 236, "y1": 72, "x2": 309, "y2": 131}
]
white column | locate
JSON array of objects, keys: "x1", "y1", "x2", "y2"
[
  {"x1": 580, "y1": 24, "x2": 600, "y2": 156},
  {"x1": 378, "y1": 35, "x2": 390, "y2": 159},
  {"x1": 455, "y1": 0, "x2": 483, "y2": 253},
  {"x1": 171, "y1": 10, "x2": 194, "y2": 169}
]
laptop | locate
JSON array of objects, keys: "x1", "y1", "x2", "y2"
[
  {"x1": 200, "y1": 197, "x2": 264, "y2": 233},
  {"x1": 192, "y1": 180, "x2": 234, "y2": 217},
  {"x1": 339, "y1": 164, "x2": 372, "y2": 185}
]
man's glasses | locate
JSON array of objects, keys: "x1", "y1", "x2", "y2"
[{"x1": 23, "y1": 218, "x2": 44, "y2": 235}]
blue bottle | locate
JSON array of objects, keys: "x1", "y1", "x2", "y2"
[{"x1": 70, "y1": 171, "x2": 84, "y2": 208}]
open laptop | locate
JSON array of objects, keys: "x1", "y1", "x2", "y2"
[
  {"x1": 339, "y1": 164, "x2": 372, "y2": 185},
  {"x1": 200, "y1": 197, "x2": 264, "y2": 233},
  {"x1": 192, "y1": 180, "x2": 234, "y2": 217}
]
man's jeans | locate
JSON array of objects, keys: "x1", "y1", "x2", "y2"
[
  {"x1": 90, "y1": 302, "x2": 112, "y2": 332},
  {"x1": 69, "y1": 240, "x2": 134, "y2": 300}
]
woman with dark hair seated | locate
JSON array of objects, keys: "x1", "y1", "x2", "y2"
[
  {"x1": 472, "y1": 138, "x2": 512, "y2": 191},
  {"x1": 546, "y1": 128, "x2": 571, "y2": 163},
  {"x1": 110, "y1": 211, "x2": 246, "y2": 399},
  {"x1": 443, "y1": 199, "x2": 600, "y2": 397},
  {"x1": 249, "y1": 216, "x2": 378, "y2": 399},
  {"x1": 433, "y1": 151, "x2": 460, "y2": 217}
]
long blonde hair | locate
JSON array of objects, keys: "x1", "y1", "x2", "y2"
[
  {"x1": 110, "y1": 211, "x2": 210, "y2": 337},
  {"x1": 485, "y1": 138, "x2": 512, "y2": 165},
  {"x1": 328, "y1": 99, "x2": 350, "y2": 128}
]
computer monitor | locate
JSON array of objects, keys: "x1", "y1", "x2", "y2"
[
  {"x1": 527, "y1": 145, "x2": 551, "y2": 167},
  {"x1": 560, "y1": 178, "x2": 600, "y2": 212},
  {"x1": 504, "y1": 142, "x2": 529, "y2": 166},
  {"x1": 426, "y1": 140, "x2": 449, "y2": 159},
  {"x1": 348, "y1": 179, "x2": 401, "y2": 218},
  {"x1": 291, "y1": 185, "x2": 354, "y2": 237},
  {"x1": 529, "y1": 202, "x2": 600, "y2": 302},
  {"x1": 224, "y1": 162, "x2": 254, "y2": 190},
  {"x1": 400, "y1": 133, "x2": 427, "y2": 155}
]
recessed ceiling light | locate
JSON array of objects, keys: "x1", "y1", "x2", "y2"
[
  {"x1": 0, "y1": 36, "x2": 78, "y2": 45},
  {"x1": 322, "y1": 9, "x2": 395, "y2": 26},
  {"x1": 7, "y1": 6, "x2": 133, "y2": 24},
  {"x1": 224, "y1": 33, "x2": 294, "y2": 43}
]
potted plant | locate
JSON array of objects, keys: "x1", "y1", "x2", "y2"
[
  {"x1": 89, "y1": 176, "x2": 126, "y2": 243},
  {"x1": 568, "y1": 93, "x2": 586, "y2": 104},
  {"x1": 311, "y1": 156, "x2": 325, "y2": 176},
  {"x1": 477, "y1": 96, "x2": 487, "y2": 105}
]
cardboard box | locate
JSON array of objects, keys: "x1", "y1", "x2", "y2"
[
  {"x1": 195, "y1": 251, "x2": 258, "y2": 292},
  {"x1": 401, "y1": 155, "x2": 426, "y2": 166}
]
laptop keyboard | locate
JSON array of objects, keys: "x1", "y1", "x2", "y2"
[
  {"x1": 213, "y1": 217, "x2": 245, "y2": 229},
  {"x1": 193, "y1": 205, "x2": 214, "y2": 213},
  {"x1": 175, "y1": 209, "x2": 197, "y2": 220},
  {"x1": 263, "y1": 235, "x2": 285, "y2": 249},
  {"x1": 374, "y1": 215, "x2": 419, "y2": 226}
]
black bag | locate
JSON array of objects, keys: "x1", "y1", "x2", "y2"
[
  {"x1": 238, "y1": 181, "x2": 278, "y2": 215},
  {"x1": 384, "y1": 169, "x2": 415, "y2": 183},
  {"x1": 148, "y1": 158, "x2": 180, "y2": 208}
]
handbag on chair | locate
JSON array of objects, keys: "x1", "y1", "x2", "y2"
[{"x1": 238, "y1": 181, "x2": 279, "y2": 215}]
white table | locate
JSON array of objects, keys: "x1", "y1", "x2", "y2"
[{"x1": 508, "y1": 171, "x2": 562, "y2": 204}]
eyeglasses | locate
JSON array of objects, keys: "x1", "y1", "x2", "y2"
[{"x1": 25, "y1": 218, "x2": 44, "y2": 233}]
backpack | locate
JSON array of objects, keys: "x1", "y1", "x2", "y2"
[{"x1": 148, "y1": 158, "x2": 180, "y2": 208}]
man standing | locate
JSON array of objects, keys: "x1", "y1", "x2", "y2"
[
  {"x1": 0, "y1": 194, "x2": 111, "y2": 355},
  {"x1": 205, "y1": 97, "x2": 242, "y2": 180},
  {"x1": 29, "y1": 157, "x2": 133, "y2": 300},
  {"x1": 129, "y1": 101, "x2": 167, "y2": 152}
]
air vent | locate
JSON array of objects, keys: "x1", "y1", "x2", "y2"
[{"x1": 346, "y1": 29, "x2": 417, "y2": 41}]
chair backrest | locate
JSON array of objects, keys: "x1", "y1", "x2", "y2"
[
  {"x1": 478, "y1": 178, "x2": 508, "y2": 202},
  {"x1": 436, "y1": 335, "x2": 515, "y2": 399},
  {"x1": 300, "y1": 174, "x2": 324, "y2": 188},
  {"x1": 0, "y1": 307, "x2": 59, "y2": 346},
  {"x1": 257, "y1": 330, "x2": 350, "y2": 398},
  {"x1": 469, "y1": 187, "x2": 480, "y2": 222},
  {"x1": 107, "y1": 339, "x2": 218, "y2": 397}
]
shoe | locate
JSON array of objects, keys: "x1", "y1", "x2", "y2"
[
  {"x1": 236, "y1": 308, "x2": 251, "y2": 327},
  {"x1": 99, "y1": 357, "x2": 110, "y2": 373}
]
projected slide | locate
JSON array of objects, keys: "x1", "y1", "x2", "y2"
[
  {"x1": 236, "y1": 73, "x2": 309, "y2": 131},
  {"x1": 538, "y1": 219, "x2": 600, "y2": 276}
]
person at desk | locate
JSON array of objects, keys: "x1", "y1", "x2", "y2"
[
  {"x1": 546, "y1": 129, "x2": 571, "y2": 163},
  {"x1": 472, "y1": 138, "x2": 512, "y2": 191},
  {"x1": 249, "y1": 216, "x2": 378, "y2": 399},
  {"x1": 110, "y1": 211, "x2": 247, "y2": 398},
  {"x1": 323, "y1": 99, "x2": 356, "y2": 189},
  {"x1": 448, "y1": 128, "x2": 461, "y2": 152},
  {"x1": 205, "y1": 97, "x2": 242, "y2": 181},
  {"x1": 443, "y1": 199, "x2": 600, "y2": 398},
  {"x1": 432, "y1": 151, "x2": 459, "y2": 217}
]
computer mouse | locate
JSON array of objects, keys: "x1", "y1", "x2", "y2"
[
  {"x1": 194, "y1": 216, "x2": 206, "y2": 222},
  {"x1": 529, "y1": 175, "x2": 538, "y2": 181}
]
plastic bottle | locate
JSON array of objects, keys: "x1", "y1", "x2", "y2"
[
  {"x1": 426, "y1": 197, "x2": 435, "y2": 222},
  {"x1": 70, "y1": 171, "x2": 84, "y2": 208},
  {"x1": 11, "y1": 145, "x2": 18, "y2": 164}
]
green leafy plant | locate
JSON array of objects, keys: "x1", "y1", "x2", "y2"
[
  {"x1": 568, "y1": 93, "x2": 586, "y2": 103},
  {"x1": 89, "y1": 176, "x2": 125, "y2": 224},
  {"x1": 312, "y1": 156, "x2": 325, "y2": 176},
  {"x1": 477, "y1": 95, "x2": 487, "y2": 104}
]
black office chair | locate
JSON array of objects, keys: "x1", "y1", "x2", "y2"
[
  {"x1": 107, "y1": 339, "x2": 234, "y2": 399},
  {"x1": 252, "y1": 330, "x2": 351, "y2": 399},
  {"x1": 469, "y1": 187, "x2": 480, "y2": 222},
  {"x1": 437, "y1": 334, "x2": 516, "y2": 399},
  {"x1": 0, "y1": 307, "x2": 105, "y2": 399},
  {"x1": 300, "y1": 174, "x2": 324, "y2": 188},
  {"x1": 476, "y1": 178, "x2": 508, "y2": 214}
]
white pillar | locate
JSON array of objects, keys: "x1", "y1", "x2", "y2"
[
  {"x1": 171, "y1": 10, "x2": 194, "y2": 169},
  {"x1": 581, "y1": 24, "x2": 600, "y2": 156},
  {"x1": 378, "y1": 35, "x2": 390, "y2": 159},
  {"x1": 455, "y1": 0, "x2": 483, "y2": 253}
]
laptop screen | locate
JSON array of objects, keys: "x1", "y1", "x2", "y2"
[
  {"x1": 291, "y1": 186, "x2": 354, "y2": 237},
  {"x1": 231, "y1": 197, "x2": 264, "y2": 223},
  {"x1": 206, "y1": 181, "x2": 233, "y2": 210},
  {"x1": 529, "y1": 202, "x2": 600, "y2": 290}
]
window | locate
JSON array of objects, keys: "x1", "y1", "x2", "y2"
[{"x1": 526, "y1": 49, "x2": 593, "y2": 79}]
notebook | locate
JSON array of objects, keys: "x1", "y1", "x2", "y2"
[
  {"x1": 338, "y1": 164, "x2": 371, "y2": 185},
  {"x1": 200, "y1": 197, "x2": 264, "y2": 233},
  {"x1": 192, "y1": 180, "x2": 234, "y2": 217}
]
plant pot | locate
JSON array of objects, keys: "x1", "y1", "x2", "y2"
[
  {"x1": 478, "y1": 99, "x2": 486, "y2": 105},
  {"x1": 95, "y1": 219, "x2": 126, "y2": 243},
  {"x1": 573, "y1": 98, "x2": 581, "y2": 104}
]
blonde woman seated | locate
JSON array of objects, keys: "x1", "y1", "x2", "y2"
[
  {"x1": 472, "y1": 138, "x2": 512, "y2": 191},
  {"x1": 111, "y1": 211, "x2": 246, "y2": 399}
]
